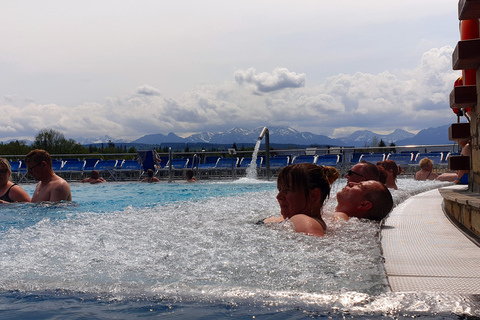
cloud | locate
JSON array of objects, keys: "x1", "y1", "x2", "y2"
[
  {"x1": 234, "y1": 67, "x2": 306, "y2": 93},
  {"x1": 0, "y1": 46, "x2": 461, "y2": 142},
  {"x1": 135, "y1": 85, "x2": 161, "y2": 96},
  {"x1": 4, "y1": 95, "x2": 16, "y2": 103}
]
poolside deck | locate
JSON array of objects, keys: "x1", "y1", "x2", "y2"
[{"x1": 381, "y1": 186, "x2": 480, "y2": 294}]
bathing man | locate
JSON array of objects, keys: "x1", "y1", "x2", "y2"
[
  {"x1": 345, "y1": 160, "x2": 380, "y2": 183},
  {"x1": 81, "y1": 170, "x2": 106, "y2": 184},
  {"x1": 334, "y1": 180, "x2": 393, "y2": 221},
  {"x1": 24, "y1": 149, "x2": 72, "y2": 202}
]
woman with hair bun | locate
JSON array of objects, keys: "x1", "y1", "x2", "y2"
[
  {"x1": 321, "y1": 165, "x2": 340, "y2": 185},
  {"x1": 263, "y1": 163, "x2": 336, "y2": 237}
]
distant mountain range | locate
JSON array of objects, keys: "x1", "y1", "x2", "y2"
[{"x1": 70, "y1": 124, "x2": 454, "y2": 148}]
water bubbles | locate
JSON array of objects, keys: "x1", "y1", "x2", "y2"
[{"x1": 0, "y1": 178, "x2": 469, "y2": 318}]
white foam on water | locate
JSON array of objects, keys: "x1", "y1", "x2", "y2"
[{"x1": 0, "y1": 178, "x2": 475, "y2": 316}]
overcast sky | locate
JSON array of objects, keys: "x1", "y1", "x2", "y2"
[{"x1": 0, "y1": 0, "x2": 463, "y2": 141}]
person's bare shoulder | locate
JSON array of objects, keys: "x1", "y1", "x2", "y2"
[
  {"x1": 50, "y1": 175, "x2": 72, "y2": 201},
  {"x1": 289, "y1": 214, "x2": 325, "y2": 237},
  {"x1": 333, "y1": 212, "x2": 349, "y2": 221},
  {"x1": 10, "y1": 184, "x2": 31, "y2": 202},
  {"x1": 462, "y1": 143, "x2": 471, "y2": 156},
  {"x1": 89, "y1": 178, "x2": 106, "y2": 184}
]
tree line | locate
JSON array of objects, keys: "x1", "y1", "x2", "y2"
[
  {"x1": 0, "y1": 128, "x2": 241, "y2": 159},
  {"x1": 1, "y1": 128, "x2": 395, "y2": 159},
  {"x1": 0, "y1": 129, "x2": 136, "y2": 157}
]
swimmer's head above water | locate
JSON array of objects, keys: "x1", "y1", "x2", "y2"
[
  {"x1": 263, "y1": 163, "x2": 338, "y2": 237},
  {"x1": 276, "y1": 163, "x2": 333, "y2": 219},
  {"x1": 335, "y1": 180, "x2": 393, "y2": 221}
]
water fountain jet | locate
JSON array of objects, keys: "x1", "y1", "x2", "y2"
[{"x1": 257, "y1": 127, "x2": 270, "y2": 180}]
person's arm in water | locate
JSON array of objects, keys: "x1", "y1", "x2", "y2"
[
  {"x1": 263, "y1": 215, "x2": 326, "y2": 237},
  {"x1": 263, "y1": 216, "x2": 284, "y2": 223}
]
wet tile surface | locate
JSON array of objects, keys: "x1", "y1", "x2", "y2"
[{"x1": 382, "y1": 188, "x2": 480, "y2": 294}]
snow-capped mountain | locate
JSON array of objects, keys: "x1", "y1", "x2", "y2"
[
  {"x1": 62, "y1": 124, "x2": 454, "y2": 147},
  {"x1": 72, "y1": 135, "x2": 131, "y2": 145},
  {"x1": 185, "y1": 132, "x2": 216, "y2": 143},
  {"x1": 129, "y1": 125, "x2": 344, "y2": 145},
  {"x1": 207, "y1": 127, "x2": 258, "y2": 144}
]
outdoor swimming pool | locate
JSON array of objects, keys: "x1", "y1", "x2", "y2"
[{"x1": 0, "y1": 178, "x2": 475, "y2": 319}]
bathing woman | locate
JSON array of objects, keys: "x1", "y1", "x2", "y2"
[
  {"x1": 0, "y1": 158, "x2": 31, "y2": 203},
  {"x1": 264, "y1": 163, "x2": 335, "y2": 237}
]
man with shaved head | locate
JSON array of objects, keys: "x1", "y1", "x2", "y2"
[{"x1": 334, "y1": 180, "x2": 393, "y2": 221}]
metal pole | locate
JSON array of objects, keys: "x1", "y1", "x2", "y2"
[
  {"x1": 168, "y1": 147, "x2": 173, "y2": 183},
  {"x1": 265, "y1": 130, "x2": 270, "y2": 181}
]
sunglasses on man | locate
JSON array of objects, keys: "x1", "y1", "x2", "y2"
[
  {"x1": 346, "y1": 170, "x2": 365, "y2": 178},
  {"x1": 27, "y1": 162, "x2": 43, "y2": 172}
]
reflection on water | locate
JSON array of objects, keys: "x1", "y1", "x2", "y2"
[{"x1": 0, "y1": 178, "x2": 476, "y2": 319}]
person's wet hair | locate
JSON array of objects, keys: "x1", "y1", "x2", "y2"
[
  {"x1": 377, "y1": 160, "x2": 399, "y2": 178},
  {"x1": 277, "y1": 163, "x2": 331, "y2": 204},
  {"x1": 419, "y1": 157, "x2": 433, "y2": 169},
  {"x1": 376, "y1": 165, "x2": 388, "y2": 184},
  {"x1": 90, "y1": 170, "x2": 100, "y2": 179},
  {"x1": 359, "y1": 160, "x2": 380, "y2": 181},
  {"x1": 321, "y1": 165, "x2": 340, "y2": 185},
  {"x1": 364, "y1": 182, "x2": 394, "y2": 221},
  {"x1": 186, "y1": 169, "x2": 195, "y2": 180},
  {"x1": 25, "y1": 149, "x2": 52, "y2": 167}
]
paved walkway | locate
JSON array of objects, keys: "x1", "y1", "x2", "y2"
[{"x1": 381, "y1": 186, "x2": 480, "y2": 294}]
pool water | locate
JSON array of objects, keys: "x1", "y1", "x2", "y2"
[{"x1": 0, "y1": 178, "x2": 476, "y2": 319}]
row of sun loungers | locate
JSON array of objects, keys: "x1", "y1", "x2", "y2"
[
  {"x1": 8, "y1": 159, "x2": 144, "y2": 182},
  {"x1": 354, "y1": 152, "x2": 453, "y2": 166},
  {"x1": 154, "y1": 151, "x2": 454, "y2": 179},
  {"x1": 8, "y1": 151, "x2": 455, "y2": 182}
]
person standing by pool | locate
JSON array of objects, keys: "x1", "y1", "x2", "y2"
[
  {"x1": 0, "y1": 158, "x2": 31, "y2": 203},
  {"x1": 345, "y1": 160, "x2": 380, "y2": 183},
  {"x1": 24, "y1": 149, "x2": 72, "y2": 202},
  {"x1": 415, "y1": 157, "x2": 439, "y2": 181},
  {"x1": 264, "y1": 163, "x2": 333, "y2": 237},
  {"x1": 334, "y1": 180, "x2": 393, "y2": 221}
]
